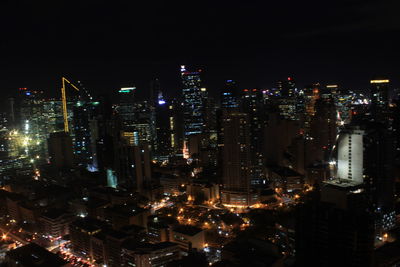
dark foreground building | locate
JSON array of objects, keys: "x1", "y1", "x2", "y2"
[
  {"x1": 296, "y1": 182, "x2": 375, "y2": 267},
  {"x1": 5, "y1": 243, "x2": 70, "y2": 267}
]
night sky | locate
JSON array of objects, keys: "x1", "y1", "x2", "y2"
[{"x1": 1, "y1": 0, "x2": 399, "y2": 98}]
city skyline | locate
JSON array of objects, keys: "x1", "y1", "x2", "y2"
[{"x1": 1, "y1": 1, "x2": 400, "y2": 267}]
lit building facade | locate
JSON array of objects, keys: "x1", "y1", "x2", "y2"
[
  {"x1": 370, "y1": 79, "x2": 389, "y2": 109},
  {"x1": 336, "y1": 126, "x2": 364, "y2": 185},
  {"x1": 181, "y1": 65, "x2": 205, "y2": 137}
]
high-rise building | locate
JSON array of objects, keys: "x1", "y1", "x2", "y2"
[
  {"x1": 48, "y1": 132, "x2": 74, "y2": 169},
  {"x1": 240, "y1": 89, "x2": 266, "y2": 166},
  {"x1": 240, "y1": 89, "x2": 267, "y2": 185},
  {"x1": 181, "y1": 65, "x2": 205, "y2": 137},
  {"x1": 18, "y1": 88, "x2": 47, "y2": 158},
  {"x1": 277, "y1": 77, "x2": 297, "y2": 98},
  {"x1": 132, "y1": 144, "x2": 152, "y2": 194},
  {"x1": 332, "y1": 120, "x2": 396, "y2": 234},
  {"x1": 155, "y1": 98, "x2": 180, "y2": 160},
  {"x1": 336, "y1": 126, "x2": 364, "y2": 185},
  {"x1": 221, "y1": 80, "x2": 239, "y2": 109},
  {"x1": 363, "y1": 121, "x2": 396, "y2": 233},
  {"x1": 221, "y1": 113, "x2": 257, "y2": 206},
  {"x1": 72, "y1": 100, "x2": 98, "y2": 166},
  {"x1": 370, "y1": 79, "x2": 390, "y2": 109},
  {"x1": 116, "y1": 88, "x2": 156, "y2": 150},
  {"x1": 296, "y1": 184, "x2": 375, "y2": 267},
  {"x1": 150, "y1": 78, "x2": 162, "y2": 107},
  {"x1": 310, "y1": 96, "x2": 337, "y2": 162}
]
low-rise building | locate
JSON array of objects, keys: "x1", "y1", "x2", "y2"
[
  {"x1": 40, "y1": 209, "x2": 75, "y2": 238},
  {"x1": 170, "y1": 225, "x2": 205, "y2": 251},
  {"x1": 121, "y1": 240, "x2": 181, "y2": 267}
]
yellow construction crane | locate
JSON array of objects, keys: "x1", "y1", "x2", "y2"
[{"x1": 61, "y1": 77, "x2": 80, "y2": 133}]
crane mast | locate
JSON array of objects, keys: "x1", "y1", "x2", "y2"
[{"x1": 61, "y1": 77, "x2": 80, "y2": 133}]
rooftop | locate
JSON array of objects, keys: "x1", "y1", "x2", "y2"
[
  {"x1": 122, "y1": 239, "x2": 178, "y2": 252},
  {"x1": 173, "y1": 225, "x2": 203, "y2": 236},
  {"x1": 6, "y1": 243, "x2": 68, "y2": 267},
  {"x1": 41, "y1": 209, "x2": 68, "y2": 220},
  {"x1": 70, "y1": 217, "x2": 106, "y2": 232}
]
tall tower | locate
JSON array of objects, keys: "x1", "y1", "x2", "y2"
[
  {"x1": 310, "y1": 96, "x2": 337, "y2": 162},
  {"x1": 370, "y1": 79, "x2": 389, "y2": 109},
  {"x1": 155, "y1": 98, "x2": 181, "y2": 160},
  {"x1": 221, "y1": 113, "x2": 256, "y2": 207},
  {"x1": 181, "y1": 65, "x2": 205, "y2": 137},
  {"x1": 221, "y1": 80, "x2": 239, "y2": 110},
  {"x1": 48, "y1": 132, "x2": 74, "y2": 169},
  {"x1": 336, "y1": 126, "x2": 364, "y2": 185}
]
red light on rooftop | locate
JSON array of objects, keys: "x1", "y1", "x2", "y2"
[
  {"x1": 288, "y1": 77, "x2": 292, "y2": 81},
  {"x1": 243, "y1": 89, "x2": 249, "y2": 92},
  {"x1": 252, "y1": 89, "x2": 257, "y2": 92}
]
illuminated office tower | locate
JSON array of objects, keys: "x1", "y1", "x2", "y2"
[
  {"x1": 275, "y1": 78, "x2": 299, "y2": 121},
  {"x1": 277, "y1": 77, "x2": 297, "y2": 97},
  {"x1": 131, "y1": 101, "x2": 156, "y2": 147},
  {"x1": 42, "y1": 100, "x2": 64, "y2": 134},
  {"x1": 181, "y1": 65, "x2": 205, "y2": 137},
  {"x1": 218, "y1": 80, "x2": 239, "y2": 165},
  {"x1": 116, "y1": 87, "x2": 136, "y2": 130},
  {"x1": 302, "y1": 83, "x2": 320, "y2": 133},
  {"x1": 116, "y1": 86, "x2": 156, "y2": 148},
  {"x1": 336, "y1": 126, "x2": 364, "y2": 185},
  {"x1": 155, "y1": 98, "x2": 181, "y2": 160},
  {"x1": 18, "y1": 87, "x2": 47, "y2": 158},
  {"x1": 370, "y1": 79, "x2": 389, "y2": 109},
  {"x1": 240, "y1": 89, "x2": 267, "y2": 185},
  {"x1": 71, "y1": 82, "x2": 98, "y2": 167},
  {"x1": 221, "y1": 113, "x2": 257, "y2": 206},
  {"x1": 324, "y1": 84, "x2": 339, "y2": 99},
  {"x1": 221, "y1": 80, "x2": 239, "y2": 109}
]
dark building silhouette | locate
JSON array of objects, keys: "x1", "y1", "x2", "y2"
[
  {"x1": 296, "y1": 183, "x2": 375, "y2": 267},
  {"x1": 48, "y1": 132, "x2": 74, "y2": 169}
]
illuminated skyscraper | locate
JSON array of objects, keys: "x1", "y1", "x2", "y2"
[
  {"x1": 370, "y1": 79, "x2": 389, "y2": 109},
  {"x1": 155, "y1": 98, "x2": 181, "y2": 160},
  {"x1": 240, "y1": 89, "x2": 267, "y2": 185},
  {"x1": 116, "y1": 87, "x2": 136, "y2": 130},
  {"x1": 221, "y1": 80, "x2": 239, "y2": 109},
  {"x1": 71, "y1": 82, "x2": 98, "y2": 167},
  {"x1": 181, "y1": 65, "x2": 205, "y2": 137},
  {"x1": 275, "y1": 78, "x2": 299, "y2": 121},
  {"x1": 336, "y1": 126, "x2": 364, "y2": 185}
]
